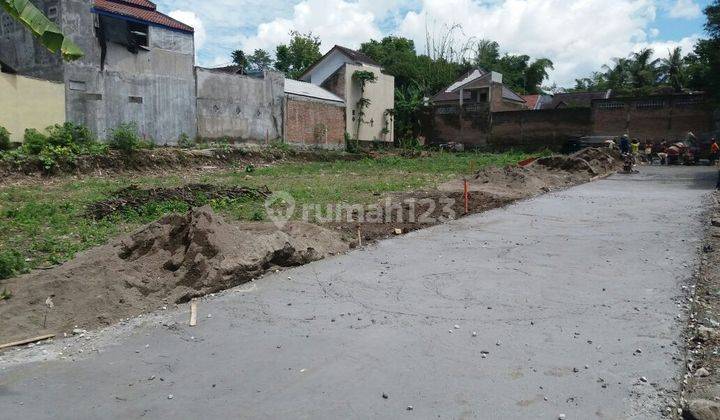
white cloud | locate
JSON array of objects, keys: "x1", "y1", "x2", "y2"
[
  {"x1": 396, "y1": 0, "x2": 664, "y2": 86},
  {"x1": 240, "y1": 0, "x2": 383, "y2": 54},
  {"x1": 169, "y1": 10, "x2": 207, "y2": 54},
  {"x1": 668, "y1": 0, "x2": 702, "y2": 19}
]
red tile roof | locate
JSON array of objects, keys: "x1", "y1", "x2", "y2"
[
  {"x1": 521, "y1": 94, "x2": 539, "y2": 110},
  {"x1": 93, "y1": 0, "x2": 194, "y2": 33}
]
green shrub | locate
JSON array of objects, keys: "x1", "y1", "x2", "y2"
[
  {"x1": 0, "y1": 249, "x2": 25, "y2": 280},
  {"x1": 47, "y1": 122, "x2": 94, "y2": 147},
  {"x1": 109, "y1": 123, "x2": 141, "y2": 152},
  {"x1": 345, "y1": 132, "x2": 359, "y2": 153},
  {"x1": 38, "y1": 145, "x2": 75, "y2": 171},
  {"x1": 0, "y1": 126, "x2": 10, "y2": 151},
  {"x1": 178, "y1": 133, "x2": 194, "y2": 149},
  {"x1": 23, "y1": 128, "x2": 49, "y2": 155}
]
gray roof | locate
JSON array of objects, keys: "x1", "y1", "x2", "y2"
[
  {"x1": 284, "y1": 79, "x2": 344, "y2": 103},
  {"x1": 502, "y1": 86, "x2": 524, "y2": 102}
]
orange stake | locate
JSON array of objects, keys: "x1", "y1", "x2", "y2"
[{"x1": 464, "y1": 179, "x2": 469, "y2": 214}]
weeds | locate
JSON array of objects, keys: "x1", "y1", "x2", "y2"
[
  {"x1": 109, "y1": 123, "x2": 141, "y2": 152},
  {"x1": 0, "y1": 150, "x2": 532, "y2": 278},
  {"x1": 0, "y1": 126, "x2": 10, "y2": 151}
]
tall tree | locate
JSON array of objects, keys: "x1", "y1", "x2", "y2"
[
  {"x1": 628, "y1": 48, "x2": 659, "y2": 94},
  {"x1": 471, "y1": 39, "x2": 500, "y2": 71},
  {"x1": 231, "y1": 49, "x2": 248, "y2": 74},
  {"x1": 247, "y1": 49, "x2": 273, "y2": 72},
  {"x1": 274, "y1": 31, "x2": 322, "y2": 79},
  {"x1": 524, "y1": 58, "x2": 554, "y2": 94},
  {"x1": 658, "y1": 47, "x2": 686, "y2": 92},
  {"x1": 1, "y1": 0, "x2": 82, "y2": 60}
]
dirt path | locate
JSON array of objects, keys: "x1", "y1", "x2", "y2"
[{"x1": 0, "y1": 166, "x2": 714, "y2": 419}]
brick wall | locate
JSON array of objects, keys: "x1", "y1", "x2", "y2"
[
  {"x1": 285, "y1": 95, "x2": 346, "y2": 148},
  {"x1": 592, "y1": 96, "x2": 715, "y2": 142},
  {"x1": 430, "y1": 104, "x2": 491, "y2": 146},
  {"x1": 490, "y1": 108, "x2": 592, "y2": 151}
]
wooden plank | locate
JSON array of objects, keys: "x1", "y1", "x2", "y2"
[
  {"x1": 190, "y1": 301, "x2": 197, "y2": 326},
  {"x1": 0, "y1": 334, "x2": 56, "y2": 350}
]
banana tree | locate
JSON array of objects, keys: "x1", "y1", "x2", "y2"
[{"x1": 1, "y1": 0, "x2": 82, "y2": 60}]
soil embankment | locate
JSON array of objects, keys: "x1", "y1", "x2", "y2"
[{"x1": 0, "y1": 148, "x2": 620, "y2": 345}]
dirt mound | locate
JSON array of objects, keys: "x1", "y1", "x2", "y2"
[
  {"x1": 0, "y1": 206, "x2": 347, "y2": 343},
  {"x1": 439, "y1": 148, "x2": 620, "y2": 199},
  {"x1": 86, "y1": 184, "x2": 271, "y2": 219}
]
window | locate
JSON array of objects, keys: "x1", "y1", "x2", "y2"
[
  {"x1": 675, "y1": 96, "x2": 704, "y2": 106},
  {"x1": 128, "y1": 22, "x2": 149, "y2": 49},
  {"x1": 597, "y1": 101, "x2": 624, "y2": 110},
  {"x1": 635, "y1": 99, "x2": 664, "y2": 110},
  {"x1": 129, "y1": 96, "x2": 143, "y2": 104},
  {"x1": 68, "y1": 80, "x2": 87, "y2": 92},
  {"x1": 435, "y1": 106, "x2": 459, "y2": 115},
  {"x1": 47, "y1": 6, "x2": 58, "y2": 20}
]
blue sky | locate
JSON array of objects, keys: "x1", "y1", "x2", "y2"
[{"x1": 156, "y1": 0, "x2": 712, "y2": 87}]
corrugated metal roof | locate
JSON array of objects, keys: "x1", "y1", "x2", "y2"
[
  {"x1": 284, "y1": 79, "x2": 344, "y2": 103},
  {"x1": 93, "y1": 0, "x2": 194, "y2": 33},
  {"x1": 502, "y1": 86, "x2": 524, "y2": 102},
  {"x1": 445, "y1": 69, "x2": 486, "y2": 93}
]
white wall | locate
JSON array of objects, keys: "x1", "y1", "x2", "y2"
[{"x1": 344, "y1": 63, "x2": 394, "y2": 142}]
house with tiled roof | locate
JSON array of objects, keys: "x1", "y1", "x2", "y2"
[{"x1": 0, "y1": 0, "x2": 197, "y2": 142}]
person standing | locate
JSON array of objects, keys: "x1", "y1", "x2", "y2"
[
  {"x1": 619, "y1": 134, "x2": 631, "y2": 155},
  {"x1": 711, "y1": 137, "x2": 719, "y2": 165}
]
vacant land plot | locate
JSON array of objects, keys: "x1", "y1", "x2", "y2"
[{"x1": 0, "y1": 151, "x2": 533, "y2": 279}]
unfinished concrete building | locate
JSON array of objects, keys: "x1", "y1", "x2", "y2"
[{"x1": 0, "y1": 0, "x2": 197, "y2": 143}]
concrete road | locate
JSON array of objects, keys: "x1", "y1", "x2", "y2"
[{"x1": 1, "y1": 166, "x2": 716, "y2": 419}]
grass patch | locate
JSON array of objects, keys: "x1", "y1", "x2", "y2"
[{"x1": 0, "y1": 150, "x2": 534, "y2": 278}]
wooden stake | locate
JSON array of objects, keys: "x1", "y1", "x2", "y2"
[
  {"x1": 0, "y1": 334, "x2": 55, "y2": 350},
  {"x1": 357, "y1": 226, "x2": 362, "y2": 247},
  {"x1": 189, "y1": 301, "x2": 197, "y2": 327},
  {"x1": 464, "y1": 179, "x2": 469, "y2": 214}
]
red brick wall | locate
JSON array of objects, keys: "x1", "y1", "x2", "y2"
[
  {"x1": 592, "y1": 96, "x2": 714, "y2": 142},
  {"x1": 490, "y1": 108, "x2": 592, "y2": 151},
  {"x1": 285, "y1": 96, "x2": 346, "y2": 147},
  {"x1": 431, "y1": 104, "x2": 491, "y2": 146}
]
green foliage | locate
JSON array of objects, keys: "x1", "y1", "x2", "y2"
[
  {"x1": 109, "y1": 123, "x2": 141, "y2": 152},
  {"x1": 47, "y1": 122, "x2": 95, "y2": 147},
  {"x1": 178, "y1": 133, "x2": 194, "y2": 149},
  {"x1": 231, "y1": 49, "x2": 248, "y2": 74},
  {"x1": 345, "y1": 132, "x2": 359, "y2": 153},
  {"x1": 38, "y1": 145, "x2": 75, "y2": 171},
  {"x1": 571, "y1": 0, "x2": 720, "y2": 99},
  {"x1": 274, "y1": 31, "x2": 322, "y2": 79},
  {"x1": 0, "y1": 0, "x2": 83, "y2": 60},
  {"x1": 23, "y1": 128, "x2": 49, "y2": 155},
  {"x1": 0, "y1": 249, "x2": 25, "y2": 280},
  {"x1": 0, "y1": 288, "x2": 11, "y2": 301},
  {"x1": 248, "y1": 49, "x2": 273, "y2": 72},
  {"x1": 0, "y1": 126, "x2": 10, "y2": 151}
]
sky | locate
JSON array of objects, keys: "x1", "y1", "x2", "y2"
[{"x1": 155, "y1": 0, "x2": 712, "y2": 88}]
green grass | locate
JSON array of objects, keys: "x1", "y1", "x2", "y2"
[{"x1": 0, "y1": 150, "x2": 534, "y2": 279}]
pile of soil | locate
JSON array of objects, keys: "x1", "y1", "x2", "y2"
[
  {"x1": 328, "y1": 190, "x2": 515, "y2": 245},
  {"x1": 439, "y1": 147, "x2": 621, "y2": 200},
  {"x1": 86, "y1": 184, "x2": 271, "y2": 219},
  {"x1": 680, "y1": 192, "x2": 720, "y2": 417},
  {"x1": 0, "y1": 206, "x2": 347, "y2": 343}
]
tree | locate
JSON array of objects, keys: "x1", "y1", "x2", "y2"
[
  {"x1": 628, "y1": 48, "x2": 659, "y2": 94},
  {"x1": 524, "y1": 58, "x2": 554, "y2": 94},
  {"x1": 360, "y1": 37, "x2": 420, "y2": 90},
  {"x1": 470, "y1": 39, "x2": 500, "y2": 71},
  {"x1": 658, "y1": 47, "x2": 686, "y2": 92},
  {"x1": 248, "y1": 49, "x2": 273, "y2": 72},
  {"x1": 1, "y1": 0, "x2": 82, "y2": 60},
  {"x1": 231, "y1": 49, "x2": 248, "y2": 74},
  {"x1": 274, "y1": 31, "x2": 322, "y2": 79}
]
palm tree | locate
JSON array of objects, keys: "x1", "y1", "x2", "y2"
[
  {"x1": 628, "y1": 48, "x2": 660, "y2": 93},
  {"x1": 658, "y1": 47, "x2": 685, "y2": 92},
  {"x1": 1, "y1": 0, "x2": 82, "y2": 60},
  {"x1": 602, "y1": 58, "x2": 630, "y2": 92}
]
